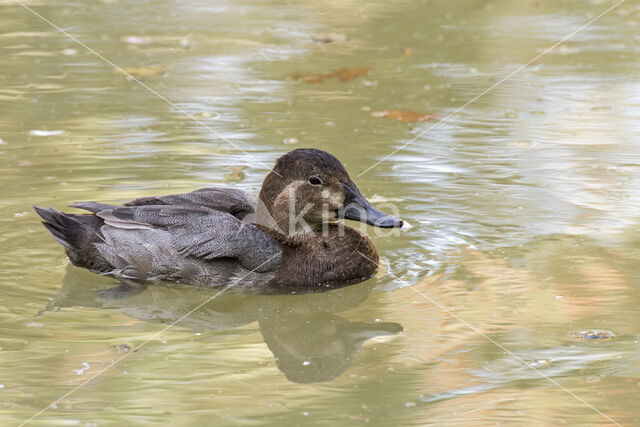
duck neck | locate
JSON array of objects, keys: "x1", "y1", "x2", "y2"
[
  {"x1": 254, "y1": 207, "x2": 321, "y2": 247},
  {"x1": 256, "y1": 178, "x2": 322, "y2": 246}
]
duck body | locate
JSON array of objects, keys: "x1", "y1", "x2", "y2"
[{"x1": 35, "y1": 149, "x2": 402, "y2": 289}]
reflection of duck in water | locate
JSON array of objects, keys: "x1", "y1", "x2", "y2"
[
  {"x1": 260, "y1": 311, "x2": 401, "y2": 383},
  {"x1": 48, "y1": 268, "x2": 402, "y2": 383},
  {"x1": 35, "y1": 149, "x2": 403, "y2": 289}
]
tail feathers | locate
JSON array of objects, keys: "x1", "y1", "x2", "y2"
[{"x1": 33, "y1": 206, "x2": 84, "y2": 249}]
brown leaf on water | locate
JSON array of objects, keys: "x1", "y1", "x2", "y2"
[
  {"x1": 372, "y1": 110, "x2": 440, "y2": 122},
  {"x1": 290, "y1": 71, "x2": 328, "y2": 83},
  {"x1": 333, "y1": 67, "x2": 370, "y2": 82},
  {"x1": 290, "y1": 67, "x2": 370, "y2": 83}
]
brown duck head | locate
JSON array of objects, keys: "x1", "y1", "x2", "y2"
[{"x1": 256, "y1": 148, "x2": 403, "y2": 238}]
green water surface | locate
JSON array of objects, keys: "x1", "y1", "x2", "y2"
[{"x1": 1, "y1": 0, "x2": 639, "y2": 425}]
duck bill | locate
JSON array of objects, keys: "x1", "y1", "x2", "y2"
[{"x1": 337, "y1": 182, "x2": 404, "y2": 228}]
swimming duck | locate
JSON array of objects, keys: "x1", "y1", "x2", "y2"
[{"x1": 34, "y1": 148, "x2": 403, "y2": 289}]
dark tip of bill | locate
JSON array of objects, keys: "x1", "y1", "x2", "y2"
[{"x1": 376, "y1": 217, "x2": 404, "y2": 228}]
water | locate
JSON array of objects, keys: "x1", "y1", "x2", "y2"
[{"x1": 1, "y1": 0, "x2": 639, "y2": 425}]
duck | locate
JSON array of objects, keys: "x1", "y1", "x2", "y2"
[{"x1": 34, "y1": 148, "x2": 403, "y2": 289}]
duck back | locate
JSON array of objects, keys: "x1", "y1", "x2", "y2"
[{"x1": 34, "y1": 188, "x2": 282, "y2": 287}]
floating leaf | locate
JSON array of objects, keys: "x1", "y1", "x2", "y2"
[
  {"x1": 372, "y1": 110, "x2": 439, "y2": 122},
  {"x1": 290, "y1": 67, "x2": 370, "y2": 83},
  {"x1": 333, "y1": 67, "x2": 370, "y2": 82},
  {"x1": 290, "y1": 71, "x2": 327, "y2": 83}
]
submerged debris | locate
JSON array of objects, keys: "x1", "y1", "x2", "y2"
[
  {"x1": 372, "y1": 110, "x2": 440, "y2": 123},
  {"x1": 290, "y1": 67, "x2": 370, "y2": 83},
  {"x1": 311, "y1": 33, "x2": 347, "y2": 44},
  {"x1": 115, "y1": 343, "x2": 133, "y2": 353},
  {"x1": 225, "y1": 165, "x2": 247, "y2": 182},
  {"x1": 573, "y1": 329, "x2": 616, "y2": 340}
]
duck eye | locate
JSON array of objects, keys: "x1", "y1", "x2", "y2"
[{"x1": 308, "y1": 176, "x2": 323, "y2": 186}]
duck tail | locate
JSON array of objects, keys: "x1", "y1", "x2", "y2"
[
  {"x1": 33, "y1": 206, "x2": 84, "y2": 250},
  {"x1": 34, "y1": 206, "x2": 110, "y2": 272}
]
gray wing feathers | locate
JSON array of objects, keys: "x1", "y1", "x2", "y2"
[
  {"x1": 69, "y1": 201, "x2": 117, "y2": 213},
  {"x1": 124, "y1": 187, "x2": 256, "y2": 219},
  {"x1": 97, "y1": 210, "x2": 154, "y2": 230},
  {"x1": 97, "y1": 204, "x2": 281, "y2": 273},
  {"x1": 170, "y1": 218, "x2": 281, "y2": 272}
]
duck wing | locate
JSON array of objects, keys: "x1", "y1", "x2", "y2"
[
  {"x1": 123, "y1": 187, "x2": 257, "y2": 220},
  {"x1": 95, "y1": 204, "x2": 281, "y2": 273},
  {"x1": 71, "y1": 188, "x2": 256, "y2": 218},
  {"x1": 66, "y1": 188, "x2": 279, "y2": 277}
]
